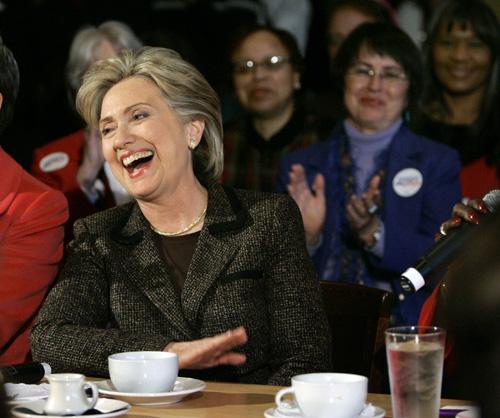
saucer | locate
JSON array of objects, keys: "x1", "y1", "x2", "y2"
[
  {"x1": 456, "y1": 408, "x2": 480, "y2": 418},
  {"x1": 95, "y1": 377, "x2": 206, "y2": 406},
  {"x1": 11, "y1": 398, "x2": 130, "y2": 418},
  {"x1": 263, "y1": 404, "x2": 386, "y2": 418},
  {"x1": 5, "y1": 383, "x2": 50, "y2": 405}
]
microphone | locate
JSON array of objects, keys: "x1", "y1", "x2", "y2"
[{"x1": 400, "y1": 189, "x2": 500, "y2": 293}]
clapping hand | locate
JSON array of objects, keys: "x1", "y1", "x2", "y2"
[
  {"x1": 346, "y1": 173, "x2": 382, "y2": 248},
  {"x1": 287, "y1": 164, "x2": 326, "y2": 246},
  {"x1": 76, "y1": 126, "x2": 105, "y2": 194},
  {"x1": 165, "y1": 326, "x2": 248, "y2": 369}
]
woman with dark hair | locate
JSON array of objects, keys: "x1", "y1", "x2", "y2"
[
  {"x1": 276, "y1": 22, "x2": 461, "y2": 325},
  {"x1": 222, "y1": 25, "x2": 325, "y2": 192},
  {"x1": 413, "y1": 0, "x2": 500, "y2": 199}
]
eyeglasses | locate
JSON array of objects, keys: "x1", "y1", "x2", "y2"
[
  {"x1": 347, "y1": 64, "x2": 408, "y2": 84},
  {"x1": 232, "y1": 55, "x2": 291, "y2": 74}
]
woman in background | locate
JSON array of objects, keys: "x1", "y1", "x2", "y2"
[
  {"x1": 314, "y1": 0, "x2": 394, "y2": 132},
  {"x1": 223, "y1": 25, "x2": 325, "y2": 192},
  {"x1": 413, "y1": 0, "x2": 500, "y2": 199},
  {"x1": 326, "y1": 0, "x2": 393, "y2": 62},
  {"x1": 32, "y1": 21, "x2": 142, "y2": 240},
  {"x1": 276, "y1": 23, "x2": 461, "y2": 326}
]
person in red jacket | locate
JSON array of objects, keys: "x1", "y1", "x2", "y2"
[
  {"x1": 0, "y1": 39, "x2": 68, "y2": 365},
  {"x1": 32, "y1": 21, "x2": 141, "y2": 241}
]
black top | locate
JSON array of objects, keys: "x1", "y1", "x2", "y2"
[
  {"x1": 154, "y1": 231, "x2": 201, "y2": 295},
  {"x1": 412, "y1": 111, "x2": 500, "y2": 171}
]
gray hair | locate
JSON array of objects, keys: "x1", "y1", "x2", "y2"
[
  {"x1": 66, "y1": 21, "x2": 142, "y2": 97},
  {"x1": 76, "y1": 47, "x2": 224, "y2": 183}
]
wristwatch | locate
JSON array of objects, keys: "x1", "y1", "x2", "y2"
[{"x1": 364, "y1": 221, "x2": 382, "y2": 250}]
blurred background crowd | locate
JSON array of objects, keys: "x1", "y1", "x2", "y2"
[{"x1": 2, "y1": 0, "x2": 498, "y2": 169}]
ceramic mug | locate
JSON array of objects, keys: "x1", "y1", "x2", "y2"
[
  {"x1": 108, "y1": 351, "x2": 179, "y2": 393},
  {"x1": 44, "y1": 373, "x2": 99, "y2": 415},
  {"x1": 275, "y1": 373, "x2": 368, "y2": 418}
]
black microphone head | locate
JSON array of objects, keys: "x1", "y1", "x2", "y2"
[{"x1": 483, "y1": 190, "x2": 500, "y2": 213}]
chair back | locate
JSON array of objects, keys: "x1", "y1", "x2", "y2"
[{"x1": 319, "y1": 280, "x2": 395, "y2": 393}]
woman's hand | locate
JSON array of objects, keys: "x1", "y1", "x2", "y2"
[
  {"x1": 76, "y1": 127, "x2": 105, "y2": 194},
  {"x1": 346, "y1": 174, "x2": 382, "y2": 247},
  {"x1": 165, "y1": 326, "x2": 248, "y2": 369},
  {"x1": 287, "y1": 164, "x2": 326, "y2": 246},
  {"x1": 437, "y1": 198, "x2": 489, "y2": 241}
]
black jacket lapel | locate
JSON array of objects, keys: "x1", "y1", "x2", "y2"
[
  {"x1": 181, "y1": 184, "x2": 252, "y2": 327},
  {"x1": 111, "y1": 203, "x2": 194, "y2": 339}
]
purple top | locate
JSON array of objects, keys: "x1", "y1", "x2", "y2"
[
  {"x1": 344, "y1": 118, "x2": 403, "y2": 194},
  {"x1": 343, "y1": 118, "x2": 403, "y2": 269}
]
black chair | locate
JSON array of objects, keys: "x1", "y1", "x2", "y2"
[{"x1": 319, "y1": 280, "x2": 396, "y2": 393}]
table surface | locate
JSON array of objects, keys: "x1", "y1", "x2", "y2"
[{"x1": 124, "y1": 381, "x2": 473, "y2": 418}]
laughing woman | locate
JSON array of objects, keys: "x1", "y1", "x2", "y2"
[{"x1": 30, "y1": 47, "x2": 330, "y2": 384}]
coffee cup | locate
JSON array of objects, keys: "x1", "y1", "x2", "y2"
[
  {"x1": 108, "y1": 351, "x2": 178, "y2": 393},
  {"x1": 275, "y1": 373, "x2": 368, "y2": 418},
  {"x1": 44, "y1": 373, "x2": 99, "y2": 416}
]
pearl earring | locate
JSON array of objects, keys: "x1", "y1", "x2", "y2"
[{"x1": 189, "y1": 137, "x2": 196, "y2": 150}]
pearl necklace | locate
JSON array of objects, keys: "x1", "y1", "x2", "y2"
[{"x1": 150, "y1": 206, "x2": 207, "y2": 237}]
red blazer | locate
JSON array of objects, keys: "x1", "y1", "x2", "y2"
[
  {"x1": 0, "y1": 147, "x2": 68, "y2": 365},
  {"x1": 31, "y1": 130, "x2": 116, "y2": 240}
]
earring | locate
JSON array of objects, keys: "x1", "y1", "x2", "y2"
[{"x1": 189, "y1": 137, "x2": 196, "y2": 150}]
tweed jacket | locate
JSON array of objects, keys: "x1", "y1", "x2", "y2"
[{"x1": 31, "y1": 183, "x2": 331, "y2": 385}]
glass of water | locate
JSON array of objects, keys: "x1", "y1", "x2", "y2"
[{"x1": 386, "y1": 326, "x2": 446, "y2": 418}]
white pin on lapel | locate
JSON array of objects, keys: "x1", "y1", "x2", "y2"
[
  {"x1": 392, "y1": 168, "x2": 423, "y2": 197},
  {"x1": 39, "y1": 152, "x2": 69, "y2": 172}
]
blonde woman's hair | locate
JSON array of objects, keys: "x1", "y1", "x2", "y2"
[{"x1": 76, "y1": 46, "x2": 224, "y2": 183}]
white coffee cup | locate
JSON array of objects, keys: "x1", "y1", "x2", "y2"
[
  {"x1": 108, "y1": 351, "x2": 179, "y2": 393},
  {"x1": 44, "y1": 373, "x2": 99, "y2": 416},
  {"x1": 275, "y1": 373, "x2": 368, "y2": 418}
]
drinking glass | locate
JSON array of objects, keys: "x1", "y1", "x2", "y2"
[{"x1": 386, "y1": 326, "x2": 446, "y2": 418}]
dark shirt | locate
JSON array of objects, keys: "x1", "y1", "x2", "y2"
[
  {"x1": 154, "y1": 231, "x2": 200, "y2": 295},
  {"x1": 222, "y1": 107, "x2": 324, "y2": 192},
  {"x1": 412, "y1": 112, "x2": 500, "y2": 198},
  {"x1": 413, "y1": 113, "x2": 490, "y2": 165}
]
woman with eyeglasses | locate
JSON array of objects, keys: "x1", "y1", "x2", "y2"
[
  {"x1": 276, "y1": 22, "x2": 461, "y2": 326},
  {"x1": 412, "y1": 0, "x2": 500, "y2": 200},
  {"x1": 222, "y1": 25, "x2": 327, "y2": 192}
]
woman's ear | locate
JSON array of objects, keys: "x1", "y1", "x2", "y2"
[{"x1": 187, "y1": 119, "x2": 206, "y2": 149}]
